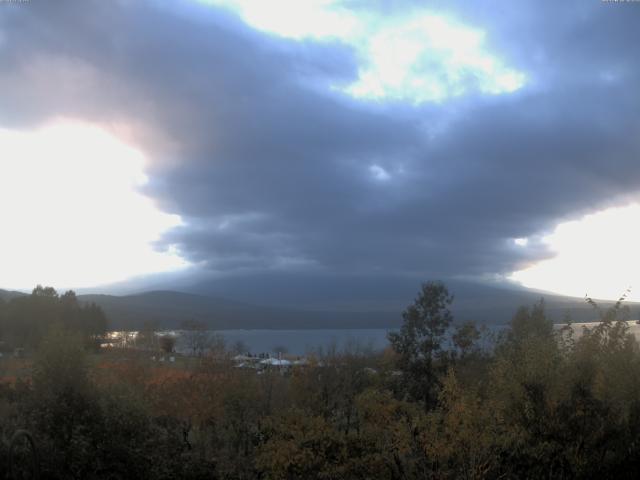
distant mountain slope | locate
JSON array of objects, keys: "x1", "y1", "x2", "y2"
[
  {"x1": 76, "y1": 285, "x2": 640, "y2": 330},
  {"x1": 4, "y1": 285, "x2": 637, "y2": 330},
  {"x1": 181, "y1": 274, "x2": 640, "y2": 319},
  {"x1": 0, "y1": 289, "x2": 27, "y2": 301},
  {"x1": 77, "y1": 290, "x2": 396, "y2": 330},
  {"x1": 450, "y1": 286, "x2": 636, "y2": 326}
]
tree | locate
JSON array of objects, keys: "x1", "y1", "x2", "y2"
[
  {"x1": 0, "y1": 297, "x2": 6, "y2": 341},
  {"x1": 31, "y1": 285, "x2": 58, "y2": 298},
  {"x1": 159, "y1": 335, "x2": 176, "y2": 354},
  {"x1": 2, "y1": 286, "x2": 108, "y2": 349},
  {"x1": 508, "y1": 300, "x2": 553, "y2": 345},
  {"x1": 181, "y1": 319, "x2": 211, "y2": 357},
  {"x1": 137, "y1": 320, "x2": 160, "y2": 350},
  {"x1": 81, "y1": 302, "x2": 108, "y2": 339},
  {"x1": 209, "y1": 333, "x2": 227, "y2": 359},
  {"x1": 29, "y1": 327, "x2": 99, "y2": 476},
  {"x1": 231, "y1": 340, "x2": 249, "y2": 355},
  {"x1": 388, "y1": 281, "x2": 453, "y2": 409},
  {"x1": 452, "y1": 321, "x2": 481, "y2": 359},
  {"x1": 422, "y1": 370, "x2": 501, "y2": 479}
]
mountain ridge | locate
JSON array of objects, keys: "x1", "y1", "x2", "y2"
[{"x1": 2, "y1": 284, "x2": 637, "y2": 330}]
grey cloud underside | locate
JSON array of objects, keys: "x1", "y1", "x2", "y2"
[{"x1": 1, "y1": 0, "x2": 640, "y2": 284}]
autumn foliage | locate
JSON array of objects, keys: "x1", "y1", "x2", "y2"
[{"x1": 1, "y1": 283, "x2": 640, "y2": 478}]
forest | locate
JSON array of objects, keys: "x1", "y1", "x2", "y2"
[{"x1": 0, "y1": 282, "x2": 640, "y2": 479}]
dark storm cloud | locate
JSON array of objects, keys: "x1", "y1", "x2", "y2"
[{"x1": 1, "y1": 0, "x2": 640, "y2": 285}]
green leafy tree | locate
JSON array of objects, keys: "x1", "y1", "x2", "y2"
[
  {"x1": 452, "y1": 321, "x2": 481, "y2": 359},
  {"x1": 28, "y1": 328, "x2": 99, "y2": 476},
  {"x1": 388, "y1": 281, "x2": 454, "y2": 409},
  {"x1": 2, "y1": 286, "x2": 108, "y2": 349},
  {"x1": 508, "y1": 300, "x2": 553, "y2": 345}
]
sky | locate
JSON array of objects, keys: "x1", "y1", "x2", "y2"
[{"x1": 0, "y1": 0, "x2": 639, "y2": 302}]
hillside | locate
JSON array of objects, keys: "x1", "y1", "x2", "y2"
[
  {"x1": 79, "y1": 284, "x2": 640, "y2": 330},
  {"x1": 0, "y1": 289, "x2": 26, "y2": 301},
  {"x1": 4, "y1": 284, "x2": 638, "y2": 331},
  {"x1": 77, "y1": 290, "x2": 395, "y2": 330}
]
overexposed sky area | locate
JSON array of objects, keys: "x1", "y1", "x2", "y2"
[{"x1": 0, "y1": 121, "x2": 187, "y2": 290}]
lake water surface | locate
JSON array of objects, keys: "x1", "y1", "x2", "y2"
[
  {"x1": 112, "y1": 321, "x2": 640, "y2": 356},
  {"x1": 189, "y1": 329, "x2": 394, "y2": 356},
  {"x1": 202, "y1": 321, "x2": 640, "y2": 355}
]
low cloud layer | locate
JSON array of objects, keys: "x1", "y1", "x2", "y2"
[{"x1": 1, "y1": 0, "x2": 640, "y2": 292}]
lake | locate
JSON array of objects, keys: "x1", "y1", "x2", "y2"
[
  {"x1": 170, "y1": 329, "x2": 392, "y2": 356},
  {"x1": 110, "y1": 321, "x2": 640, "y2": 356},
  {"x1": 171, "y1": 326, "x2": 500, "y2": 355},
  {"x1": 194, "y1": 321, "x2": 640, "y2": 355}
]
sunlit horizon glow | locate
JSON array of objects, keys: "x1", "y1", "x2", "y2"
[
  {"x1": 201, "y1": 0, "x2": 526, "y2": 103},
  {"x1": 0, "y1": 120, "x2": 188, "y2": 290},
  {"x1": 511, "y1": 203, "x2": 640, "y2": 302}
]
